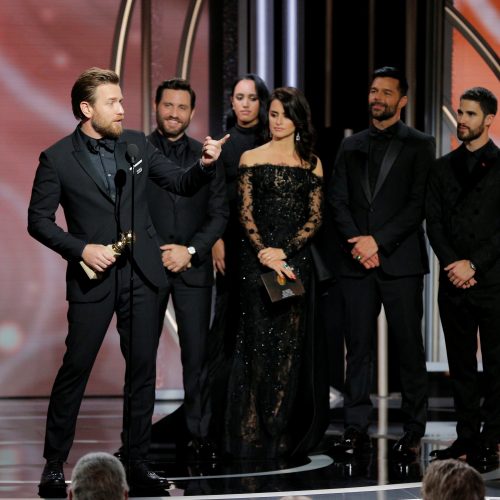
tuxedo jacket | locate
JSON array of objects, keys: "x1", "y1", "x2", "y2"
[
  {"x1": 27, "y1": 128, "x2": 214, "y2": 302},
  {"x1": 328, "y1": 121, "x2": 435, "y2": 278},
  {"x1": 147, "y1": 130, "x2": 228, "y2": 287},
  {"x1": 426, "y1": 140, "x2": 500, "y2": 287}
]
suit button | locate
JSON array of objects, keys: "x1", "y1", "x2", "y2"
[{"x1": 369, "y1": 208, "x2": 374, "y2": 213}]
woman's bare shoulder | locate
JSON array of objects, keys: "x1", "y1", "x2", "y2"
[{"x1": 239, "y1": 143, "x2": 271, "y2": 167}]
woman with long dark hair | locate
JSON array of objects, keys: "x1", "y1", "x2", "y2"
[
  {"x1": 224, "y1": 87, "x2": 329, "y2": 458},
  {"x1": 208, "y1": 74, "x2": 270, "y2": 442}
]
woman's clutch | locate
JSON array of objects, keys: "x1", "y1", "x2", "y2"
[{"x1": 260, "y1": 271, "x2": 305, "y2": 302}]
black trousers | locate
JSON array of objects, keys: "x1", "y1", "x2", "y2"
[
  {"x1": 43, "y1": 261, "x2": 162, "y2": 462},
  {"x1": 438, "y1": 282, "x2": 500, "y2": 443},
  {"x1": 159, "y1": 274, "x2": 212, "y2": 439},
  {"x1": 340, "y1": 271, "x2": 428, "y2": 435}
]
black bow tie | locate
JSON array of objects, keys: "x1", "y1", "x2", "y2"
[
  {"x1": 168, "y1": 139, "x2": 187, "y2": 155},
  {"x1": 88, "y1": 138, "x2": 116, "y2": 154},
  {"x1": 369, "y1": 127, "x2": 394, "y2": 141}
]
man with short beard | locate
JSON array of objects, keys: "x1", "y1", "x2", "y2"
[
  {"x1": 147, "y1": 79, "x2": 228, "y2": 458},
  {"x1": 426, "y1": 87, "x2": 499, "y2": 465},
  {"x1": 28, "y1": 67, "x2": 228, "y2": 497},
  {"x1": 329, "y1": 66, "x2": 435, "y2": 460}
]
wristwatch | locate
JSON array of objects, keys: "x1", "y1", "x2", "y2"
[
  {"x1": 187, "y1": 246, "x2": 196, "y2": 256},
  {"x1": 470, "y1": 261, "x2": 477, "y2": 271}
]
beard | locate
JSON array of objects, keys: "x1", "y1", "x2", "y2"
[
  {"x1": 91, "y1": 116, "x2": 123, "y2": 139},
  {"x1": 369, "y1": 101, "x2": 398, "y2": 121},
  {"x1": 157, "y1": 114, "x2": 189, "y2": 139},
  {"x1": 457, "y1": 122, "x2": 485, "y2": 142}
]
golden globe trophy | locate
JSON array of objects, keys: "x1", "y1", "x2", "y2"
[{"x1": 80, "y1": 230, "x2": 135, "y2": 280}]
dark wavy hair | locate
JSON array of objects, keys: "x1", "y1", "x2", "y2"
[
  {"x1": 461, "y1": 87, "x2": 497, "y2": 116},
  {"x1": 372, "y1": 66, "x2": 408, "y2": 96},
  {"x1": 154, "y1": 78, "x2": 196, "y2": 108},
  {"x1": 269, "y1": 87, "x2": 316, "y2": 168},
  {"x1": 225, "y1": 73, "x2": 270, "y2": 143}
]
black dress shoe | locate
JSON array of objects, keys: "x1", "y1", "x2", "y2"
[
  {"x1": 330, "y1": 427, "x2": 371, "y2": 455},
  {"x1": 38, "y1": 460, "x2": 66, "y2": 498},
  {"x1": 392, "y1": 431, "x2": 422, "y2": 460},
  {"x1": 128, "y1": 461, "x2": 169, "y2": 489},
  {"x1": 429, "y1": 439, "x2": 470, "y2": 460}
]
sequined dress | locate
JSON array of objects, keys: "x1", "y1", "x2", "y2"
[{"x1": 225, "y1": 163, "x2": 324, "y2": 458}]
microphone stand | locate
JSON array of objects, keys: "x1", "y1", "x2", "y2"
[{"x1": 125, "y1": 149, "x2": 137, "y2": 477}]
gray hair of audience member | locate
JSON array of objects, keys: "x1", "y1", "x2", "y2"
[
  {"x1": 422, "y1": 458, "x2": 485, "y2": 500},
  {"x1": 69, "y1": 452, "x2": 129, "y2": 500}
]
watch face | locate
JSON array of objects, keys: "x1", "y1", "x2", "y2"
[{"x1": 188, "y1": 246, "x2": 196, "y2": 255}]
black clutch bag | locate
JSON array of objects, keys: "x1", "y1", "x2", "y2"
[{"x1": 260, "y1": 271, "x2": 305, "y2": 303}]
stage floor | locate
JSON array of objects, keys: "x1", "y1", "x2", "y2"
[{"x1": 1, "y1": 397, "x2": 499, "y2": 499}]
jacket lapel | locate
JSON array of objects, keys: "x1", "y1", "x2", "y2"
[
  {"x1": 453, "y1": 141, "x2": 499, "y2": 206},
  {"x1": 372, "y1": 122, "x2": 409, "y2": 200},
  {"x1": 71, "y1": 131, "x2": 112, "y2": 201},
  {"x1": 352, "y1": 133, "x2": 371, "y2": 202}
]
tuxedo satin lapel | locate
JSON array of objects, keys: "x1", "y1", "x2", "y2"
[
  {"x1": 72, "y1": 149, "x2": 111, "y2": 200},
  {"x1": 361, "y1": 158, "x2": 372, "y2": 202},
  {"x1": 372, "y1": 125, "x2": 408, "y2": 200},
  {"x1": 352, "y1": 135, "x2": 371, "y2": 202}
]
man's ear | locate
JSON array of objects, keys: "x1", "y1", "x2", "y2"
[
  {"x1": 484, "y1": 113, "x2": 495, "y2": 128},
  {"x1": 80, "y1": 101, "x2": 92, "y2": 119},
  {"x1": 398, "y1": 95, "x2": 408, "y2": 110}
]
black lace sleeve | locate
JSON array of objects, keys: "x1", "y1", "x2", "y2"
[
  {"x1": 283, "y1": 173, "x2": 323, "y2": 257},
  {"x1": 238, "y1": 167, "x2": 266, "y2": 252}
]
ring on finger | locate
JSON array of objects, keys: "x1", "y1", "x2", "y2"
[
  {"x1": 355, "y1": 255, "x2": 362, "y2": 261},
  {"x1": 283, "y1": 262, "x2": 290, "y2": 269}
]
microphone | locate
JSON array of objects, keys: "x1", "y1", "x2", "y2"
[
  {"x1": 114, "y1": 169, "x2": 127, "y2": 189},
  {"x1": 126, "y1": 144, "x2": 140, "y2": 165}
]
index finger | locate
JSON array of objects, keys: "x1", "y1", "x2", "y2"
[{"x1": 217, "y1": 133, "x2": 231, "y2": 145}]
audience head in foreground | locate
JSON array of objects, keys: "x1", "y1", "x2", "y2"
[
  {"x1": 69, "y1": 452, "x2": 129, "y2": 500},
  {"x1": 422, "y1": 458, "x2": 485, "y2": 500}
]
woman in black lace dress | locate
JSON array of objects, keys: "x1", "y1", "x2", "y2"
[{"x1": 225, "y1": 87, "x2": 329, "y2": 459}]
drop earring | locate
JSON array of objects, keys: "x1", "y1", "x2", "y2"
[{"x1": 295, "y1": 131, "x2": 301, "y2": 142}]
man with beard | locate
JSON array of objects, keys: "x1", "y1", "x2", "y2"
[
  {"x1": 28, "y1": 68, "x2": 228, "y2": 496},
  {"x1": 147, "y1": 79, "x2": 227, "y2": 459},
  {"x1": 426, "y1": 87, "x2": 499, "y2": 465},
  {"x1": 329, "y1": 66, "x2": 435, "y2": 460}
]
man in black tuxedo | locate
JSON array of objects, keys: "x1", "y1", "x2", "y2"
[
  {"x1": 147, "y1": 79, "x2": 228, "y2": 458},
  {"x1": 426, "y1": 87, "x2": 499, "y2": 465},
  {"x1": 329, "y1": 67, "x2": 435, "y2": 459},
  {"x1": 27, "y1": 67, "x2": 228, "y2": 496}
]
